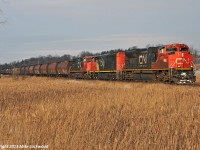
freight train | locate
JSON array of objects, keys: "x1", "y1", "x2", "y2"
[{"x1": 0, "y1": 43, "x2": 196, "y2": 84}]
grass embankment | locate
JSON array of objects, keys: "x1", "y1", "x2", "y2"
[{"x1": 0, "y1": 76, "x2": 200, "y2": 149}]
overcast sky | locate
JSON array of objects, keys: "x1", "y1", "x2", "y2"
[{"x1": 0, "y1": 0, "x2": 200, "y2": 64}]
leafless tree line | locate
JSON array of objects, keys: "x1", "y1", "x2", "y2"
[{"x1": 0, "y1": 0, "x2": 6, "y2": 24}]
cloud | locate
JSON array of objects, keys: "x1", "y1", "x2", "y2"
[
  {"x1": 0, "y1": 32, "x2": 198, "y2": 64},
  {"x1": 9, "y1": 0, "x2": 94, "y2": 13},
  {"x1": 7, "y1": 0, "x2": 162, "y2": 17},
  {"x1": 1, "y1": 0, "x2": 200, "y2": 64},
  {"x1": 37, "y1": 33, "x2": 188, "y2": 47}
]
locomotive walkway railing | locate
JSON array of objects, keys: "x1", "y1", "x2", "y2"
[
  {"x1": 169, "y1": 61, "x2": 176, "y2": 78},
  {"x1": 190, "y1": 61, "x2": 196, "y2": 71}
]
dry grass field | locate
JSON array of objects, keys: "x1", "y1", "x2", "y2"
[
  {"x1": 0, "y1": 75, "x2": 200, "y2": 149},
  {"x1": 195, "y1": 64, "x2": 200, "y2": 70}
]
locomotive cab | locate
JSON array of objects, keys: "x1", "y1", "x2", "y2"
[
  {"x1": 165, "y1": 44, "x2": 195, "y2": 83},
  {"x1": 166, "y1": 44, "x2": 194, "y2": 69},
  {"x1": 83, "y1": 56, "x2": 98, "y2": 71}
]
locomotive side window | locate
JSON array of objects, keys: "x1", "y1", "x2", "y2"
[
  {"x1": 180, "y1": 48, "x2": 188, "y2": 51},
  {"x1": 160, "y1": 48, "x2": 164, "y2": 54},
  {"x1": 166, "y1": 48, "x2": 177, "y2": 51}
]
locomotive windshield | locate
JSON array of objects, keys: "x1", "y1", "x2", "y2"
[{"x1": 166, "y1": 48, "x2": 177, "y2": 51}]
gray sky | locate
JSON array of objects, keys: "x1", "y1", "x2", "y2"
[{"x1": 0, "y1": 0, "x2": 200, "y2": 64}]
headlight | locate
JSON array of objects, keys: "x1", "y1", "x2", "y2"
[{"x1": 181, "y1": 72, "x2": 187, "y2": 76}]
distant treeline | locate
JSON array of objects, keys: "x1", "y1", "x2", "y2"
[{"x1": 0, "y1": 48, "x2": 123, "y2": 70}]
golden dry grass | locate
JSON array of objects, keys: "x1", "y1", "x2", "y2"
[
  {"x1": 0, "y1": 75, "x2": 200, "y2": 149},
  {"x1": 195, "y1": 64, "x2": 200, "y2": 69}
]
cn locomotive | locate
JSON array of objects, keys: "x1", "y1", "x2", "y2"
[{"x1": 1, "y1": 43, "x2": 196, "y2": 84}]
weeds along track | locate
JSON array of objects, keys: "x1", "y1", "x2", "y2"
[
  {"x1": 4, "y1": 74, "x2": 200, "y2": 86},
  {"x1": 0, "y1": 76, "x2": 200, "y2": 149}
]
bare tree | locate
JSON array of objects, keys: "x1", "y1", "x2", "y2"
[
  {"x1": 190, "y1": 46, "x2": 199, "y2": 64},
  {"x1": 0, "y1": 0, "x2": 6, "y2": 24},
  {"x1": 0, "y1": 9, "x2": 3, "y2": 23}
]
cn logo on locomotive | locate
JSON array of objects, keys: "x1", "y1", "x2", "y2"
[
  {"x1": 139, "y1": 54, "x2": 147, "y2": 64},
  {"x1": 175, "y1": 58, "x2": 190, "y2": 65}
]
